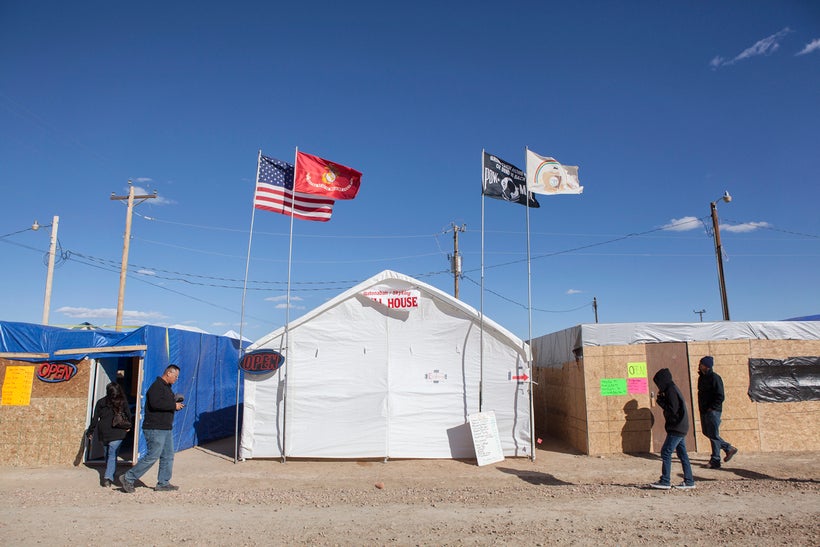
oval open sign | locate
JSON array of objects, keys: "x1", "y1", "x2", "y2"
[{"x1": 240, "y1": 350, "x2": 285, "y2": 374}]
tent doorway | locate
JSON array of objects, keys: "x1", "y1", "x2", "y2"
[
  {"x1": 85, "y1": 356, "x2": 142, "y2": 465},
  {"x1": 645, "y1": 342, "x2": 696, "y2": 453}
]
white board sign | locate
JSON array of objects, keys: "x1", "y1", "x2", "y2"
[
  {"x1": 361, "y1": 286, "x2": 421, "y2": 309},
  {"x1": 468, "y1": 411, "x2": 504, "y2": 466}
]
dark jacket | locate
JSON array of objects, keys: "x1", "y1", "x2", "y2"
[
  {"x1": 653, "y1": 368, "x2": 690, "y2": 436},
  {"x1": 88, "y1": 396, "x2": 132, "y2": 444},
  {"x1": 697, "y1": 369, "x2": 725, "y2": 413},
  {"x1": 142, "y1": 376, "x2": 178, "y2": 430}
]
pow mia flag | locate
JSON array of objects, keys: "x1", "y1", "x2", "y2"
[{"x1": 482, "y1": 151, "x2": 540, "y2": 208}]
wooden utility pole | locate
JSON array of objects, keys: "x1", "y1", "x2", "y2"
[
  {"x1": 447, "y1": 223, "x2": 466, "y2": 299},
  {"x1": 111, "y1": 182, "x2": 157, "y2": 330},
  {"x1": 32, "y1": 216, "x2": 60, "y2": 325},
  {"x1": 593, "y1": 296, "x2": 599, "y2": 323}
]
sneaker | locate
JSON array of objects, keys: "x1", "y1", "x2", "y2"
[
  {"x1": 707, "y1": 460, "x2": 721, "y2": 469},
  {"x1": 649, "y1": 481, "x2": 671, "y2": 490},
  {"x1": 674, "y1": 482, "x2": 696, "y2": 490},
  {"x1": 724, "y1": 447, "x2": 738, "y2": 463},
  {"x1": 154, "y1": 483, "x2": 180, "y2": 492},
  {"x1": 119, "y1": 474, "x2": 135, "y2": 493},
  {"x1": 101, "y1": 478, "x2": 112, "y2": 488}
]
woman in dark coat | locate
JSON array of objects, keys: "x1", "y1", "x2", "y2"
[{"x1": 87, "y1": 382, "x2": 132, "y2": 487}]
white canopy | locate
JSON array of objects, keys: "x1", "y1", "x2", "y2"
[{"x1": 240, "y1": 270, "x2": 532, "y2": 460}]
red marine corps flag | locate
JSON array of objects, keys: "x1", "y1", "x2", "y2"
[{"x1": 294, "y1": 151, "x2": 362, "y2": 200}]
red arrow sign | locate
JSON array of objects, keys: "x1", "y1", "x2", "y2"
[{"x1": 510, "y1": 373, "x2": 529, "y2": 382}]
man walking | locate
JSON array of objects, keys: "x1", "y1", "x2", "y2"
[
  {"x1": 119, "y1": 364, "x2": 184, "y2": 492},
  {"x1": 649, "y1": 368, "x2": 695, "y2": 490},
  {"x1": 697, "y1": 356, "x2": 738, "y2": 469}
]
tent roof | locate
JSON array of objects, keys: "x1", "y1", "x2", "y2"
[{"x1": 249, "y1": 269, "x2": 528, "y2": 355}]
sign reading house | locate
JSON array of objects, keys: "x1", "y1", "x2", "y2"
[
  {"x1": 240, "y1": 350, "x2": 285, "y2": 374},
  {"x1": 361, "y1": 286, "x2": 421, "y2": 309}
]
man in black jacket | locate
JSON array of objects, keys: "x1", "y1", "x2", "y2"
[
  {"x1": 697, "y1": 356, "x2": 738, "y2": 469},
  {"x1": 119, "y1": 365, "x2": 184, "y2": 492},
  {"x1": 649, "y1": 368, "x2": 695, "y2": 490}
]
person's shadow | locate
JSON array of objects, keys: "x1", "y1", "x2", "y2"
[{"x1": 621, "y1": 400, "x2": 653, "y2": 455}]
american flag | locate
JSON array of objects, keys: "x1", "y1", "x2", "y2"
[{"x1": 254, "y1": 154, "x2": 335, "y2": 222}]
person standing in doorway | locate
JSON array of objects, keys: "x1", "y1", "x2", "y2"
[
  {"x1": 697, "y1": 356, "x2": 738, "y2": 469},
  {"x1": 119, "y1": 364, "x2": 184, "y2": 492},
  {"x1": 649, "y1": 368, "x2": 695, "y2": 490},
  {"x1": 87, "y1": 382, "x2": 132, "y2": 487}
]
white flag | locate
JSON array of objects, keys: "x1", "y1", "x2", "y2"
[{"x1": 526, "y1": 150, "x2": 583, "y2": 195}]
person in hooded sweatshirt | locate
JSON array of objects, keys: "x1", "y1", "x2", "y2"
[
  {"x1": 697, "y1": 355, "x2": 738, "y2": 469},
  {"x1": 650, "y1": 368, "x2": 695, "y2": 490}
]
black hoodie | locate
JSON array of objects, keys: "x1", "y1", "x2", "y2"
[{"x1": 652, "y1": 368, "x2": 689, "y2": 436}]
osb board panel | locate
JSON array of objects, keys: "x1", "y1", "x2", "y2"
[
  {"x1": 749, "y1": 339, "x2": 820, "y2": 359},
  {"x1": 757, "y1": 401, "x2": 820, "y2": 452},
  {"x1": 0, "y1": 358, "x2": 90, "y2": 466},
  {"x1": 587, "y1": 431, "x2": 610, "y2": 455},
  {"x1": 0, "y1": 398, "x2": 88, "y2": 466}
]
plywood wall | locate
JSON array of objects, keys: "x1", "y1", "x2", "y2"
[
  {"x1": 0, "y1": 358, "x2": 91, "y2": 466},
  {"x1": 531, "y1": 354, "x2": 588, "y2": 453},
  {"x1": 534, "y1": 337, "x2": 820, "y2": 455}
]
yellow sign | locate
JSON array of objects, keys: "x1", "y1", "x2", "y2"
[
  {"x1": 627, "y1": 362, "x2": 647, "y2": 378},
  {"x1": 1, "y1": 366, "x2": 35, "y2": 406}
]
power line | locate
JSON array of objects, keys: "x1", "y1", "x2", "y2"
[{"x1": 463, "y1": 275, "x2": 592, "y2": 314}]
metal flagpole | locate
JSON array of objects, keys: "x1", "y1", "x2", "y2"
[
  {"x1": 479, "y1": 149, "x2": 485, "y2": 413},
  {"x1": 280, "y1": 146, "x2": 299, "y2": 463},
  {"x1": 524, "y1": 147, "x2": 536, "y2": 461},
  {"x1": 234, "y1": 149, "x2": 262, "y2": 463}
]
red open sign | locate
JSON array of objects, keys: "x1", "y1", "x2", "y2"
[
  {"x1": 36, "y1": 362, "x2": 78, "y2": 383},
  {"x1": 240, "y1": 350, "x2": 285, "y2": 374}
]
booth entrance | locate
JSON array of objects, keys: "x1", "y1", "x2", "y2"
[{"x1": 85, "y1": 356, "x2": 144, "y2": 465}]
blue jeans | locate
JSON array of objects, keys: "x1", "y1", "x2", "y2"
[
  {"x1": 124, "y1": 429, "x2": 175, "y2": 486},
  {"x1": 659, "y1": 434, "x2": 694, "y2": 486},
  {"x1": 701, "y1": 410, "x2": 733, "y2": 463},
  {"x1": 104, "y1": 439, "x2": 123, "y2": 481}
]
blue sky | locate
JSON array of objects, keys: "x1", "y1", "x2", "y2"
[{"x1": 1, "y1": 1, "x2": 819, "y2": 342}]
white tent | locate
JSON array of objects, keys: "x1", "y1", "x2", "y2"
[{"x1": 240, "y1": 270, "x2": 532, "y2": 460}]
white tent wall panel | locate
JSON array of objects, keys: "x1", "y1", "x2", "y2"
[
  {"x1": 385, "y1": 297, "x2": 479, "y2": 458},
  {"x1": 239, "y1": 332, "x2": 286, "y2": 459},
  {"x1": 478, "y1": 332, "x2": 532, "y2": 457},
  {"x1": 286, "y1": 298, "x2": 390, "y2": 458}
]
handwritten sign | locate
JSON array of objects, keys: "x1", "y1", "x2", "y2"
[
  {"x1": 1, "y1": 366, "x2": 35, "y2": 406},
  {"x1": 468, "y1": 411, "x2": 504, "y2": 466},
  {"x1": 628, "y1": 377, "x2": 649, "y2": 394},
  {"x1": 600, "y1": 378, "x2": 628, "y2": 396},
  {"x1": 627, "y1": 362, "x2": 647, "y2": 378}
]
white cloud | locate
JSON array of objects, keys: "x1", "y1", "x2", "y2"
[
  {"x1": 274, "y1": 303, "x2": 306, "y2": 310},
  {"x1": 661, "y1": 216, "x2": 702, "y2": 232},
  {"x1": 796, "y1": 38, "x2": 820, "y2": 56},
  {"x1": 56, "y1": 306, "x2": 167, "y2": 321},
  {"x1": 710, "y1": 27, "x2": 791, "y2": 68},
  {"x1": 265, "y1": 295, "x2": 303, "y2": 303},
  {"x1": 566, "y1": 289, "x2": 583, "y2": 295},
  {"x1": 709, "y1": 56, "x2": 725, "y2": 68},
  {"x1": 721, "y1": 221, "x2": 771, "y2": 233},
  {"x1": 137, "y1": 269, "x2": 156, "y2": 276},
  {"x1": 133, "y1": 177, "x2": 152, "y2": 183}
]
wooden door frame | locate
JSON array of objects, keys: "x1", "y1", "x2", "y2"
[{"x1": 645, "y1": 342, "x2": 696, "y2": 453}]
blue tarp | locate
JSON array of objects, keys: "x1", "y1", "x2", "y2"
[
  {"x1": 0, "y1": 321, "x2": 243, "y2": 455},
  {"x1": 0, "y1": 321, "x2": 142, "y2": 360}
]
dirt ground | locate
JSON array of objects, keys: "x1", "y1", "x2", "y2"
[{"x1": 0, "y1": 437, "x2": 818, "y2": 546}]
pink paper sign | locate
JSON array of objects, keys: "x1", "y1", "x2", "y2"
[{"x1": 627, "y1": 377, "x2": 648, "y2": 394}]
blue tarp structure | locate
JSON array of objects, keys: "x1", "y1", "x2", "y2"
[{"x1": 0, "y1": 321, "x2": 242, "y2": 456}]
